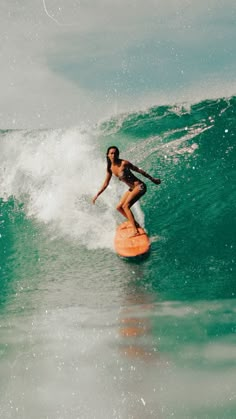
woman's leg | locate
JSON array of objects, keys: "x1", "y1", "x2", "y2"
[
  {"x1": 121, "y1": 185, "x2": 146, "y2": 235},
  {"x1": 116, "y1": 191, "x2": 130, "y2": 220}
]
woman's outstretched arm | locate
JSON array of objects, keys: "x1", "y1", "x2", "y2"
[
  {"x1": 128, "y1": 162, "x2": 161, "y2": 185},
  {"x1": 92, "y1": 171, "x2": 112, "y2": 204}
]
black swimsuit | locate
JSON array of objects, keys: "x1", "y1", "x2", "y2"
[{"x1": 118, "y1": 167, "x2": 146, "y2": 193}]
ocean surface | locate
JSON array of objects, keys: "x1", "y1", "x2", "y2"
[{"x1": 0, "y1": 96, "x2": 236, "y2": 418}]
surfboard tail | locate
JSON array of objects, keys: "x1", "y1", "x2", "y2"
[{"x1": 114, "y1": 221, "x2": 150, "y2": 257}]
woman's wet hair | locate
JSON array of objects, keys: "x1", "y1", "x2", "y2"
[{"x1": 106, "y1": 146, "x2": 120, "y2": 173}]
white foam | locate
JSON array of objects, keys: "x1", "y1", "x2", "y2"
[{"x1": 0, "y1": 127, "x2": 144, "y2": 250}]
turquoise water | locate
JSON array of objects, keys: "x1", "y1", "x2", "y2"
[{"x1": 0, "y1": 96, "x2": 236, "y2": 418}]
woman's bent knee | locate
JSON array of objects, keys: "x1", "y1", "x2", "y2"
[{"x1": 123, "y1": 202, "x2": 130, "y2": 211}]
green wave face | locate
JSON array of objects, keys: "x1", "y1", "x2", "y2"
[{"x1": 1, "y1": 97, "x2": 236, "y2": 303}]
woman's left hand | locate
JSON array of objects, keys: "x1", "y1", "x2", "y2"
[{"x1": 152, "y1": 178, "x2": 161, "y2": 185}]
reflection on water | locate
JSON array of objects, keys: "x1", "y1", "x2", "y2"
[
  {"x1": 115, "y1": 263, "x2": 173, "y2": 418},
  {"x1": 119, "y1": 292, "x2": 162, "y2": 363}
]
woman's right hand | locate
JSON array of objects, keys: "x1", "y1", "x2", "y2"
[{"x1": 92, "y1": 196, "x2": 97, "y2": 204}]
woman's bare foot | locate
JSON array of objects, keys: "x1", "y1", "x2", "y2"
[
  {"x1": 129, "y1": 228, "x2": 140, "y2": 238},
  {"x1": 120, "y1": 221, "x2": 141, "y2": 230}
]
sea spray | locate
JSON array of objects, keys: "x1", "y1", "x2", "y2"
[{"x1": 0, "y1": 127, "x2": 144, "y2": 249}]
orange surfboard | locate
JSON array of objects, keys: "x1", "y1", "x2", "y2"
[{"x1": 114, "y1": 221, "x2": 150, "y2": 258}]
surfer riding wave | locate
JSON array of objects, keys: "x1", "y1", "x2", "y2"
[{"x1": 92, "y1": 146, "x2": 161, "y2": 236}]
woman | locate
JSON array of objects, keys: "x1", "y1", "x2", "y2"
[{"x1": 92, "y1": 146, "x2": 161, "y2": 236}]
